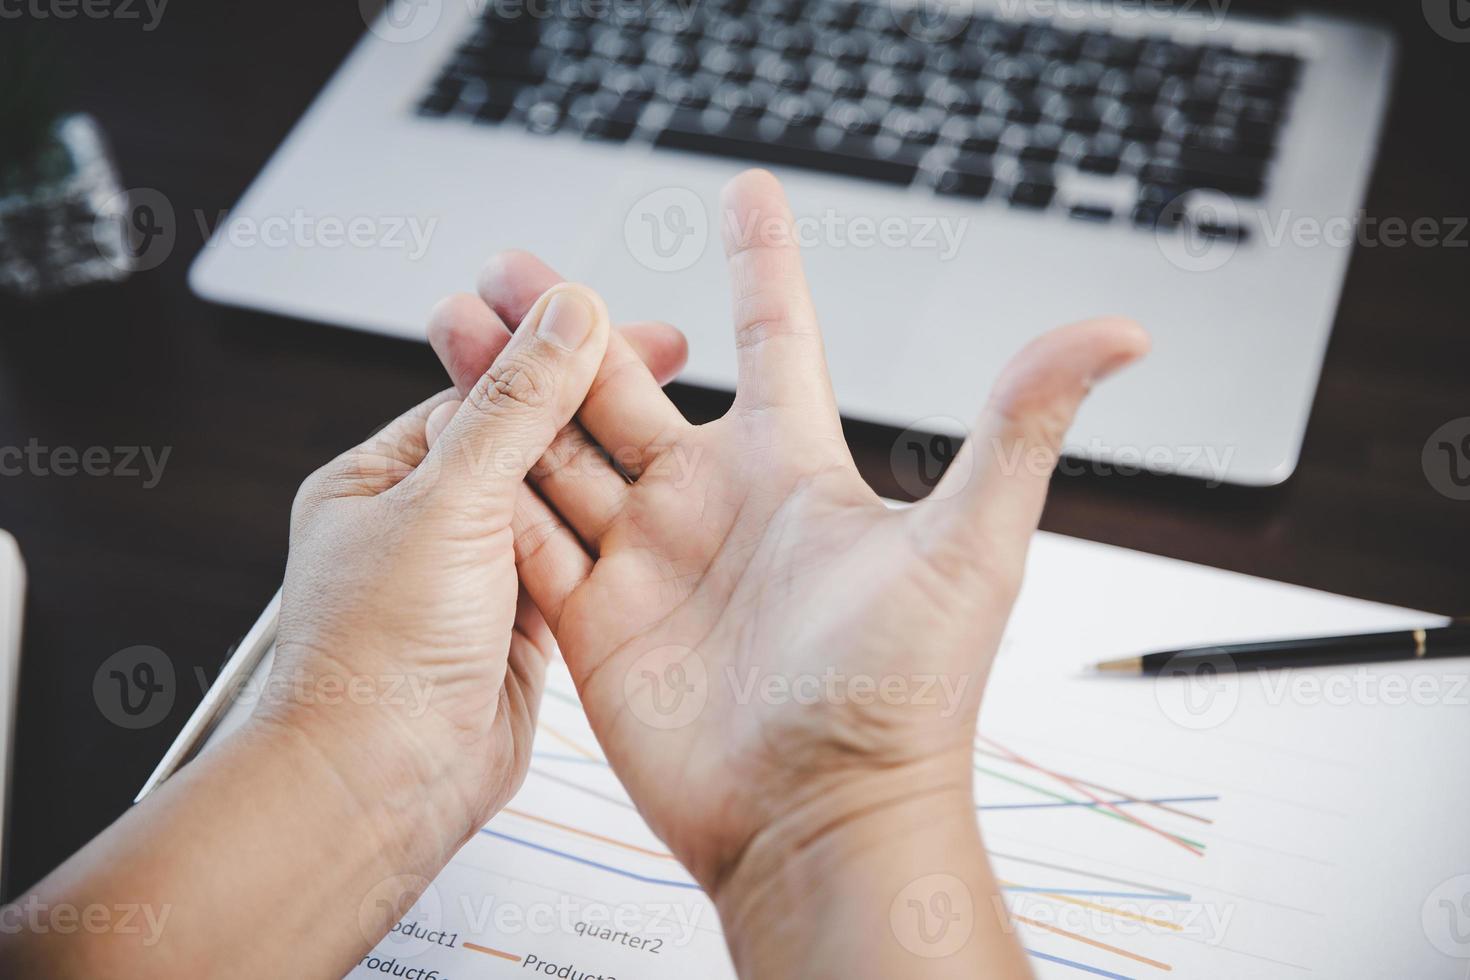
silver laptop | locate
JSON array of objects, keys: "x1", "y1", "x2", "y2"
[{"x1": 188, "y1": 0, "x2": 1394, "y2": 486}]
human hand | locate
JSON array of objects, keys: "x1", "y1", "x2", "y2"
[
  {"x1": 262, "y1": 293, "x2": 687, "y2": 854},
  {"x1": 429, "y1": 170, "x2": 1147, "y2": 975}
]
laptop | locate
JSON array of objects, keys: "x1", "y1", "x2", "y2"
[{"x1": 188, "y1": 0, "x2": 1395, "y2": 486}]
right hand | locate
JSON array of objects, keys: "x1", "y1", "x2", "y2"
[{"x1": 430, "y1": 170, "x2": 1148, "y2": 975}]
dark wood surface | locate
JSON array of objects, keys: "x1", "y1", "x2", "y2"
[{"x1": 1, "y1": 1, "x2": 1466, "y2": 899}]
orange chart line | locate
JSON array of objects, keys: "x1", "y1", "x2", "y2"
[
  {"x1": 502, "y1": 807, "x2": 675, "y2": 860},
  {"x1": 464, "y1": 942, "x2": 521, "y2": 961},
  {"x1": 973, "y1": 746, "x2": 1213, "y2": 826},
  {"x1": 1011, "y1": 913, "x2": 1172, "y2": 971},
  {"x1": 1002, "y1": 880, "x2": 1182, "y2": 932},
  {"x1": 979, "y1": 736, "x2": 1204, "y2": 857},
  {"x1": 539, "y1": 722, "x2": 602, "y2": 761}
]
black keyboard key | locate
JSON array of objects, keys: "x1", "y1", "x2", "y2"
[
  {"x1": 986, "y1": 54, "x2": 1045, "y2": 92},
  {"x1": 1198, "y1": 49, "x2": 1297, "y2": 94},
  {"x1": 568, "y1": 92, "x2": 644, "y2": 140},
  {"x1": 931, "y1": 161, "x2": 994, "y2": 199},
  {"x1": 927, "y1": 78, "x2": 979, "y2": 115},
  {"x1": 825, "y1": 99, "x2": 880, "y2": 136},
  {"x1": 1076, "y1": 150, "x2": 1120, "y2": 175},
  {"x1": 867, "y1": 68, "x2": 925, "y2": 107},
  {"x1": 711, "y1": 18, "x2": 758, "y2": 48},
  {"x1": 819, "y1": 33, "x2": 868, "y2": 66},
  {"x1": 1009, "y1": 169, "x2": 1055, "y2": 208},
  {"x1": 647, "y1": 37, "x2": 699, "y2": 73},
  {"x1": 1194, "y1": 218, "x2": 1249, "y2": 241},
  {"x1": 655, "y1": 109, "x2": 920, "y2": 183},
  {"x1": 873, "y1": 40, "x2": 926, "y2": 72},
  {"x1": 770, "y1": 25, "x2": 815, "y2": 57},
  {"x1": 1069, "y1": 204, "x2": 1113, "y2": 222},
  {"x1": 705, "y1": 45, "x2": 756, "y2": 83},
  {"x1": 938, "y1": 115, "x2": 1003, "y2": 154},
  {"x1": 1040, "y1": 62, "x2": 1102, "y2": 97},
  {"x1": 662, "y1": 75, "x2": 715, "y2": 109},
  {"x1": 811, "y1": 60, "x2": 866, "y2": 99},
  {"x1": 881, "y1": 106, "x2": 943, "y2": 145}
]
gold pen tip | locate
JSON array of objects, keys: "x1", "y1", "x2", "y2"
[{"x1": 1093, "y1": 656, "x2": 1143, "y2": 673}]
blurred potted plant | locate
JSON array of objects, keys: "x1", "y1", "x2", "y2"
[{"x1": 0, "y1": 29, "x2": 132, "y2": 298}]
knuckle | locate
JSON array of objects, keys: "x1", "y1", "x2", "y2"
[{"x1": 466, "y1": 356, "x2": 556, "y2": 418}]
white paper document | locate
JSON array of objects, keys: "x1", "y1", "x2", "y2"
[{"x1": 199, "y1": 532, "x2": 1468, "y2": 979}]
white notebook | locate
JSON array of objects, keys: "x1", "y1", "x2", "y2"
[
  {"x1": 0, "y1": 531, "x2": 25, "y2": 893},
  {"x1": 173, "y1": 532, "x2": 1467, "y2": 979}
]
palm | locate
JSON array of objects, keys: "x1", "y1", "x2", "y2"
[{"x1": 429, "y1": 169, "x2": 1147, "y2": 892}]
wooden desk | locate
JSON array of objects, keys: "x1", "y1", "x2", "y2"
[{"x1": 1, "y1": 0, "x2": 1465, "y2": 899}]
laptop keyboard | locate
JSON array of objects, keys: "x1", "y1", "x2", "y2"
[{"x1": 415, "y1": 0, "x2": 1302, "y2": 239}]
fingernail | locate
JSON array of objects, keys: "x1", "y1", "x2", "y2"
[{"x1": 536, "y1": 291, "x2": 595, "y2": 351}]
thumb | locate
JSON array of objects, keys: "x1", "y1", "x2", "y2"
[
  {"x1": 922, "y1": 316, "x2": 1150, "y2": 573},
  {"x1": 415, "y1": 282, "x2": 611, "y2": 511}
]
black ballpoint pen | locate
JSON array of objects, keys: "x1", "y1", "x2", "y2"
[{"x1": 1093, "y1": 623, "x2": 1469, "y2": 674}]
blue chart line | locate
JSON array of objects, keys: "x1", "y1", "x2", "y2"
[
  {"x1": 479, "y1": 829, "x2": 702, "y2": 891},
  {"x1": 980, "y1": 795, "x2": 1219, "y2": 813},
  {"x1": 1026, "y1": 947, "x2": 1136, "y2": 980}
]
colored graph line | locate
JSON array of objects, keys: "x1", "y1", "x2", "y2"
[
  {"x1": 464, "y1": 942, "x2": 521, "y2": 961},
  {"x1": 479, "y1": 829, "x2": 702, "y2": 890},
  {"x1": 502, "y1": 807, "x2": 674, "y2": 860},
  {"x1": 1026, "y1": 947, "x2": 1138, "y2": 980},
  {"x1": 980, "y1": 796, "x2": 1218, "y2": 814},
  {"x1": 538, "y1": 721, "x2": 602, "y2": 761},
  {"x1": 528, "y1": 767, "x2": 637, "y2": 811},
  {"x1": 975, "y1": 744, "x2": 1213, "y2": 826},
  {"x1": 974, "y1": 762, "x2": 1204, "y2": 851},
  {"x1": 1013, "y1": 913, "x2": 1171, "y2": 971},
  {"x1": 1004, "y1": 887, "x2": 1181, "y2": 901},
  {"x1": 979, "y1": 738, "x2": 1205, "y2": 856},
  {"x1": 987, "y1": 849, "x2": 1190, "y2": 902},
  {"x1": 1004, "y1": 884, "x2": 1182, "y2": 932},
  {"x1": 533, "y1": 750, "x2": 607, "y2": 766},
  {"x1": 543, "y1": 686, "x2": 582, "y2": 708}
]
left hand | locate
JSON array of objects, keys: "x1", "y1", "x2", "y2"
[{"x1": 259, "y1": 289, "x2": 686, "y2": 845}]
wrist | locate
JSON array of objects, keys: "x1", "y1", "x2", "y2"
[
  {"x1": 246, "y1": 669, "x2": 483, "y2": 866},
  {"x1": 714, "y1": 755, "x2": 1025, "y2": 978}
]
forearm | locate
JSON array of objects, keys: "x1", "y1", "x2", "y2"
[
  {"x1": 0, "y1": 713, "x2": 470, "y2": 979},
  {"x1": 715, "y1": 764, "x2": 1031, "y2": 980}
]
